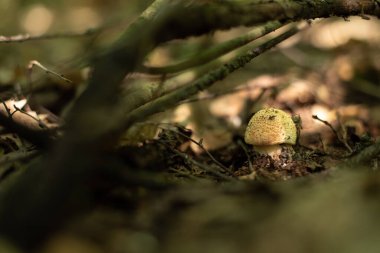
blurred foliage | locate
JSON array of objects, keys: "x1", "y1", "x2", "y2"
[{"x1": 0, "y1": 0, "x2": 152, "y2": 81}]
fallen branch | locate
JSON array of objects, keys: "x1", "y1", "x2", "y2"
[
  {"x1": 123, "y1": 26, "x2": 301, "y2": 130},
  {"x1": 338, "y1": 140, "x2": 380, "y2": 169}
]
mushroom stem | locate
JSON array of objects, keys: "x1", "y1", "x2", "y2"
[
  {"x1": 254, "y1": 144, "x2": 282, "y2": 158},
  {"x1": 254, "y1": 144, "x2": 295, "y2": 160}
]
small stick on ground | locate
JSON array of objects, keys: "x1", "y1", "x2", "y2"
[
  {"x1": 335, "y1": 140, "x2": 380, "y2": 170},
  {"x1": 27, "y1": 60, "x2": 73, "y2": 84},
  {"x1": 155, "y1": 123, "x2": 230, "y2": 173},
  {"x1": 238, "y1": 139, "x2": 253, "y2": 172},
  {"x1": 312, "y1": 114, "x2": 352, "y2": 153},
  {"x1": 0, "y1": 150, "x2": 39, "y2": 168},
  {"x1": 0, "y1": 100, "x2": 12, "y2": 117},
  {"x1": 159, "y1": 140, "x2": 233, "y2": 181},
  {"x1": 12, "y1": 105, "x2": 47, "y2": 129}
]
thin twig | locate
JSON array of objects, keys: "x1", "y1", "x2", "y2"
[
  {"x1": 168, "y1": 167, "x2": 199, "y2": 180},
  {"x1": 237, "y1": 139, "x2": 253, "y2": 172},
  {"x1": 0, "y1": 100, "x2": 12, "y2": 118},
  {"x1": 158, "y1": 124, "x2": 230, "y2": 173},
  {"x1": 160, "y1": 140, "x2": 233, "y2": 181},
  {"x1": 336, "y1": 113, "x2": 353, "y2": 153},
  {"x1": 335, "y1": 140, "x2": 380, "y2": 169},
  {"x1": 27, "y1": 60, "x2": 73, "y2": 84},
  {"x1": 0, "y1": 28, "x2": 101, "y2": 43},
  {"x1": 312, "y1": 115, "x2": 338, "y2": 135},
  {"x1": 312, "y1": 114, "x2": 352, "y2": 153},
  {"x1": 0, "y1": 150, "x2": 39, "y2": 168},
  {"x1": 0, "y1": 109, "x2": 53, "y2": 148},
  {"x1": 12, "y1": 105, "x2": 47, "y2": 129}
]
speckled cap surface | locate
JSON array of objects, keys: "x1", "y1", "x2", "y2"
[{"x1": 244, "y1": 108, "x2": 297, "y2": 146}]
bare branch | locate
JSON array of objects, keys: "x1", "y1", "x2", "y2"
[
  {"x1": 27, "y1": 60, "x2": 72, "y2": 84},
  {"x1": 0, "y1": 28, "x2": 100, "y2": 44}
]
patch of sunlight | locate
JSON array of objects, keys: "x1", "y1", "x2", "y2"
[
  {"x1": 65, "y1": 6, "x2": 101, "y2": 32},
  {"x1": 311, "y1": 105, "x2": 331, "y2": 122},
  {"x1": 308, "y1": 17, "x2": 380, "y2": 48}
]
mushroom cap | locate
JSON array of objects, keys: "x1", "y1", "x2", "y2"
[{"x1": 244, "y1": 108, "x2": 297, "y2": 146}]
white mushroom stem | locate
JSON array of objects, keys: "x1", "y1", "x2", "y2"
[
  {"x1": 253, "y1": 144, "x2": 282, "y2": 158},
  {"x1": 254, "y1": 144, "x2": 295, "y2": 160}
]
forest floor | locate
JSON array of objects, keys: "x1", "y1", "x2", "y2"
[{"x1": 0, "y1": 16, "x2": 379, "y2": 253}]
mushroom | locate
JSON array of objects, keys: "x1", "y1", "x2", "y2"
[{"x1": 244, "y1": 108, "x2": 297, "y2": 159}]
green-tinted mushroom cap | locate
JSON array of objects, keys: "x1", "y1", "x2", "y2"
[{"x1": 244, "y1": 108, "x2": 297, "y2": 146}]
